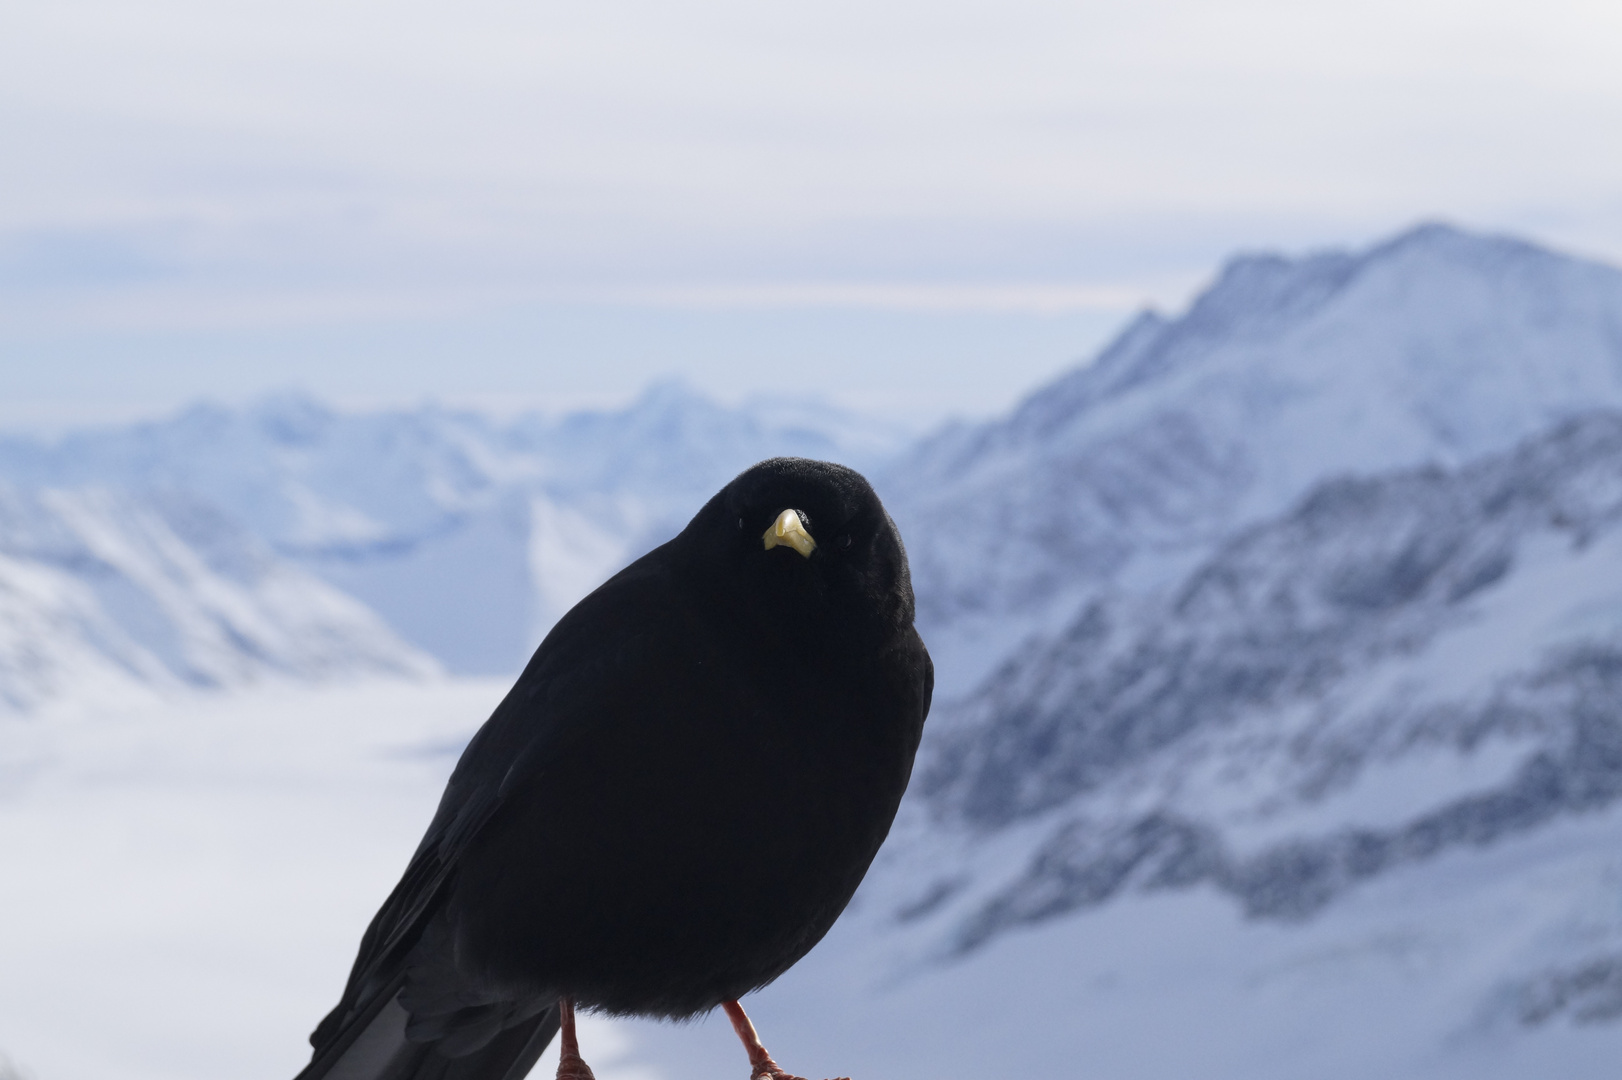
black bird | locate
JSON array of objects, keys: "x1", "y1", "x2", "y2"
[{"x1": 295, "y1": 458, "x2": 933, "y2": 1080}]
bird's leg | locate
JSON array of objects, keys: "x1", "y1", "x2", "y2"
[
  {"x1": 721, "y1": 999, "x2": 849, "y2": 1080},
  {"x1": 556, "y1": 997, "x2": 597, "y2": 1080}
]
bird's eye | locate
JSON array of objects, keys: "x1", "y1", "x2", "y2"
[
  {"x1": 837, "y1": 533, "x2": 852, "y2": 550},
  {"x1": 737, "y1": 517, "x2": 744, "y2": 530}
]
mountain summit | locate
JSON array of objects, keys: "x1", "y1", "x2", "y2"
[{"x1": 886, "y1": 222, "x2": 1622, "y2": 693}]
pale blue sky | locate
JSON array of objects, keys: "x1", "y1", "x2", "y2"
[{"x1": 4, "y1": 0, "x2": 1622, "y2": 428}]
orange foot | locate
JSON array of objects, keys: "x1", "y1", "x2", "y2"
[
  {"x1": 725, "y1": 1000, "x2": 852, "y2": 1080},
  {"x1": 558, "y1": 1047, "x2": 597, "y2": 1080},
  {"x1": 555, "y1": 997, "x2": 597, "y2": 1080},
  {"x1": 750, "y1": 1066, "x2": 850, "y2": 1080}
]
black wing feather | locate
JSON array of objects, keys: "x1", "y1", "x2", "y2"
[{"x1": 299, "y1": 555, "x2": 680, "y2": 1080}]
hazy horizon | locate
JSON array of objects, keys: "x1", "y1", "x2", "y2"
[{"x1": 8, "y1": 0, "x2": 1622, "y2": 428}]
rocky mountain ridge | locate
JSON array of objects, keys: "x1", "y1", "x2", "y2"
[
  {"x1": 900, "y1": 412, "x2": 1622, "y2": 953},
  {"x1": 883, "y1": 223, "x2": 1622, "y2": 693}
]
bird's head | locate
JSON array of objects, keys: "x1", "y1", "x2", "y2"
[{"x1": 680, "y1": 457, "x2": 916, "y2": 639}]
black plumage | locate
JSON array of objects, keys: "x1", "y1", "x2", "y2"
[{"x1": 295, "y1": 458, "x2": 933, "y2": 1080}]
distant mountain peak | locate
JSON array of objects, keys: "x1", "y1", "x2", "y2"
[
  {"x1": 1365, "y1": 218, "x2": 1556, "y2": 265},
  {"x1": 630, "y1": 376, "x2": 708, "y2": 408},
  {"x1": 886, "y1": 222, "x2": 1622, "y2": 696},
  {"x1": 1186, "y1": 245, "x2": 1360, "y2": 340},
  {"x1": 0, "y1": 385, "x2": 910, "y2": 680},
  {"x1": 248, "y1": 389, "x2": 336, "y2": 447},
  {"x1": 955, "y1": 224, "x2": 1593, "y2": 461}
]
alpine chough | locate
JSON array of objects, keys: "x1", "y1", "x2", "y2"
[{"x1": 294, "y1": 457, "x2": 934, "y2": 1080}]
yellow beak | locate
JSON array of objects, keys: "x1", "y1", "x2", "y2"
[{"x1": 762, "y1": 508, "x2": 817, "y2": 558}]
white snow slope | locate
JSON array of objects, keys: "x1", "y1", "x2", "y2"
[{"x1": 0, "y1": 485, "x2": 434, "y2": 715}]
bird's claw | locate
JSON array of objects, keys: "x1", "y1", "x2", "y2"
[
  {"x1": 557, "y1": 1050, "x2": 597, "y2": 1080},
  {"x1": 749, "y1": 1069, "x2": 849, "y2": 1080}
]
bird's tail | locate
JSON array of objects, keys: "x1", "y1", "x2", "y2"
[{"x1": 294, "y1": 979, "x2": 559, "y2": 1080}]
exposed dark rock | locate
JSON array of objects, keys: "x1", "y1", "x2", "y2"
[
  {"x1": 949, "y1": 643, "x2": 1622, "y2": 943},
  {"x1": 1516, "y1": 956, "x2": 1622, "y2": 1026},
  {"x1": 926, "y1": 413, "x2": 1622, "y2": 830}
]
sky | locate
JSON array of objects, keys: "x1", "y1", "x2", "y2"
[{"x1": 4, "y1": 0, "x2": 1622, "y2": 429}]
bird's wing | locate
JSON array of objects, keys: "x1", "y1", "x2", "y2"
[
  {"x1": 303, "y1": 724, "x2": 507, "y2": 1060},
  {"x1": 296, "y1": 735, "x2": 521, "y2": 1080},
  {"x1": 298, "y1": 553, "x2": 684, "y2": 1079},
  {"x1": 297, "y1": 984, "x2": 558, "y2": 1080}
]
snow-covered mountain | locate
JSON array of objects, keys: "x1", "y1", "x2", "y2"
[
  {"x1": 0, "y1": 383, "x2": 911, "y2": 676},
  {"x1": 886, "y1": 223, "x2": 1622, "y2": 693},
  {"x1": 26, "y1": 223, "x2": 1616, "y2": 693},
  {"x1": 900, "y1": 412, "x2": 1622, "y2": 944},
  {"x1": 0, "y1": 484, "x2": 434, "y2": 714},
  {"x1": 762, "y1": 225, "x2": 1622, "y2": 1077},
  {"x1": 0, "y1": 383, "x2": 911, "y2": 690}
]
